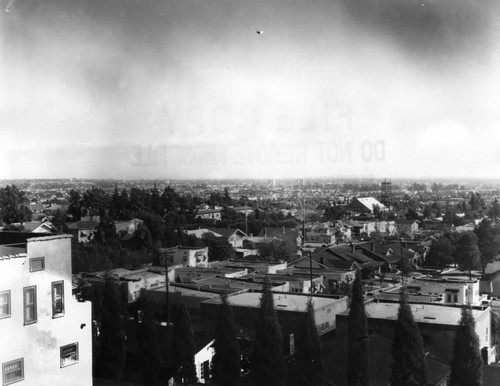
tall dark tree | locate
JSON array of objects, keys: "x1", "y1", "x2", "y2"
[
  {"x1": 347, "y1": 270, "x2": 371, "y2": 386},
  {"x1": 390, "y1": 291, "x2": 427, "y2": 386},
  {"x1": 172, "y1": 304, "x2": 197, "y2": 385},
  {"x1": 294, "y1": 297, "x2": 324, "y2": 386},
  {"x1": 203, "y1": 233, "x2": 236, "y2": 261},
  {"x1": 253, "y1": 276, "x2": 287, "y2": 386},
  {"x1": 137, "y1": 300, "x2": 162, "y2": 386},
  {"x1": 449, "y1": 306, "x2": 483, "y2": 386},
  {"x1": 211, "y1": 295, "x2": 240, "y2": 386},
  {"x1": 0, "y1": 185, "x2": 32, "y2": 224},
  {"x1": 425, "y1": 235, "x2": 455, "y2": 268},
  {"x1": 475, "y1": 220, "x2": 500, "y2": 273},
  {"x1": 455, "y1": 231, "x2": 481, "y2": 279},
  {"x1": 97, "y1": 274, "x2": 126, "y2": 379}
]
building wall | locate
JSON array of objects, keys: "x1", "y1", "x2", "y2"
[
  {"x1": 194, "y1": 340, "x2": 215, "y2": 384},
  {"x1": 159, "y1": 247, "x2": 209, "y2": 268},
  {"x1": 336, "y1": 305, "x2": 492, "y2": 364},
  {"x1": 0, "y1": 236, "x2": 93, "y2": 386}
]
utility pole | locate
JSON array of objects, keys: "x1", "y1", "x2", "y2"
[
  {"x1": 400, "y1": 238, "x2": 404, "y2": 290},
  {"x1": 164, "y1": 254, "x2": 169, "y2": 325},
  {"x1": 309, "y1": 250, "x2": 313, "y2": 294}
]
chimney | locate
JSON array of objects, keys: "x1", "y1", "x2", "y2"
[{"x1": 371, "y1": 242, "x2": 375, "y2": 252}]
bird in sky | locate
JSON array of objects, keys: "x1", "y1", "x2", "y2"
[{"x1": 254, "y1": 27, "x2": 264, "y2": 35}]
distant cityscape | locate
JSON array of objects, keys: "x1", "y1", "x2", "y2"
[{"x1": 1, "y1": 178, "x2": 499, "y2": 385}]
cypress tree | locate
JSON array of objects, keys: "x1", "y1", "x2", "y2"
[
  {"x1": 97, "y1": 273, "x2": 127, "y2": 380},
  {"x1": 172, "y1": 304, "x2": 197, "y2": 385},
  {"x1": 211, "y1": 295, "x2": 241, "y2": 386},
  {"x1": 390, "y1": 291, "x2": 427, "y2": 386},
  {"x1": 253, "y1": 275, "x2": 287, "y2": 386},
  {"x1": 450, "y1": 306, "x2": 483, "y2": 386},
  {"x1": 347, "y1": 270, "x2": 371, "y2": 386},
  {"x1": 137, "y1": 300, "x2": 162, "y2": 386},
  {"x1": 295, "y1": 297, "x2": 324, "y2": 386}
]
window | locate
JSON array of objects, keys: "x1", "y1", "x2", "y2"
[
  {"x1": 445, "y1": 290, "x2": 458, "y2": 303},
  {"x1": 60, "y1": 343, "x2": 79, "y2": 368},
  {"x1": 52, "y1": 281, "x2": 64, "y2": 317},
  {"x1": 2, "y1": 358, "x2": 24, "y2": 385},
  {"x1": 29, "y1": 257, "x2": 45, "y2": 272},
  {"x1": 0, "y1": 291, "x2": 10, "y2": 319},
  {"x1": 23, "y1": 286, "x2": 37, "y2": 325}
]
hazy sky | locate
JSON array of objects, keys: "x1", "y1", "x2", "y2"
[{"x1": 1, "y1": 0, "x2": 500, "y2": 180}]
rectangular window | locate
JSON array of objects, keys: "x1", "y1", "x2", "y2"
[
  {"x1": 60, "y1": 343, "x2": 79, "y2": 368},
  {"x1": 52, "y1": 281, "x2": 64, "y2": 317},
  {"x1": 0, "y1": 291, "x2": 11, "y2": 319},
  {"x1": 23, "y1": 286, "x2": 37, "y2": 325},
  {"x1": 2, "y1": 358, "x2": 24, "y2": 385},
  {"x1": 29, "y1": 257, "x2": 45, "y2": 272}
]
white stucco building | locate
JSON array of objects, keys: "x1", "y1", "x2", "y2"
[{"x1": 0, "y1": 235, "x2": 93, "y2": 386}]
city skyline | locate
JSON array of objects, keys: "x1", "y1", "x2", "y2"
[{"x1": 2, "y1": 0, "x2": 500, "y2": 180}]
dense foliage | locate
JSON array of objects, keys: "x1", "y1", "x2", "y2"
[
  {"x1": 293, "y1": 297, "x2": 324, "y2": 386},
  {"x1": 449, "y1": 306, "x2": 483, "y2": 386},
  {"x1": 211, "y1": 295, "x2": 241, "y2": 386},
  {"x1": 253, "y1": 276, "x2": 287, "y2": 386},
  {"x1": 390, "y1": 291, "x2": 427, "y2": 386},
  {"x1": 347, "y1": 271, "x2": 371, "y2": 386}
]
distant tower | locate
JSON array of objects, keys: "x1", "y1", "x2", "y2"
[{"x1": 381, "y1": 179, "x2": 392, "y2": 208}]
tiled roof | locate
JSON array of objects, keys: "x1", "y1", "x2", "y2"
[{"x1": 66, "y1": 221, "x2": 99, "y2": 230}]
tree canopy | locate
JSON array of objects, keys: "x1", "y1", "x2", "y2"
[
  {"x1": 449, "y1": 306, "x2": 483, "y2": 386},
  {"x1": 211, "y1": 295, "x2": 240, "y2": 386},
  {"x1": 253, "y1": 276, "x2": 287, "y2": 386},
  {"x1": 347, "y1": 271, "x2": 371, "y2": 386},
  {"x1": 390, "y1": 291, "x2": 427, "y2": 386}
]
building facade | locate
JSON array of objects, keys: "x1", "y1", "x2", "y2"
[{"x1": 0, "y1": 235, "x2": 93, "y2": 386}]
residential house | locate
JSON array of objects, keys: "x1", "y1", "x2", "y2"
[
  {"x1": 303, "y1": 222, "x2": 335, "y2": 245},
  {"x1": 207, "y1": 228, "x2": 247, "y2": 248},
  {"x1": 159, "y1": 246, "x2": 209, "y2": 267},
  {"x1": 66, "y1": 220, "x2": 99, "y2": 243},
  {"x1": 195, "y1": 209, "x2": 222, "y2": 221},
  {"x1": 394, "y1": 219, "x2": 419, "y2": 237},
  {"x1": 258, "y1": 227, "x2": 303, "y2": 246}
]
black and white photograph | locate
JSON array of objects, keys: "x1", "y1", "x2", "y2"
[{"x1": 1, "y1": 0, "x2": 500, "y2": 385}]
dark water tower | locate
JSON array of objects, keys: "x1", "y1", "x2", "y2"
[{"x1": 381, "y1": 180, "x2": 392, "y2": 208}]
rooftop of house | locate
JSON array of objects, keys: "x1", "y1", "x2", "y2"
[
  {"x1": 207, "y1": 227, "x2": 247, "y2": 238},
  {"x1": 0, "y1": 245, "x2": 27, "y2": 258},
  {"x1": 159, "y1": 245, "x2": 208, "y2": 252},
  {"x1": 485, "y1": 262, "x2": 500, "y2": 275},
  {"x1": 340, "y1": 301, "x2": 487, "y2": 326},
  {"x1": 66, "y1": 220, "x2": 99, "y2": 230},
  {"x1": 204, "y1": 291, "x2": 344, "y2": 312},
  {"x1": 175, "y1": 266, "x2": 248, "y2": 275},
  {"x1": 351, "y1": 197, "x2": 387, "y2": 211},
  {"x1": 149, "y1": 284, "x2": 244, "y2": 297}
]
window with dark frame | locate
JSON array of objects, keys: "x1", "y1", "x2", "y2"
[
  {"x1": 60, "y1": 343, "x2": 79, "y2": 368},
  {"x1": 2, "y1": 358, "x2": 24, "y2": 385},
  {"x1": 29, "y1": 257, "x2": 45, "y2": 272},
  {"x1": 0, "y1": 291, "x2": 10, "y2": 319},
  {"x1": 52, "y1": 281, "x2": 64, "y2": 317},
  {"x1": 23, "y1": 286, "x2": 37, "y2": 325}
]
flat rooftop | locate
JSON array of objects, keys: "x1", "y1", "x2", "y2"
[
  {"x1": 344, "y1": 302, "x2": 487, "y2": 326},
  {"x1": 149, "y1": 284, "x2": 239, "y2": 297},
  {"x1": 204, "y1": 292, "x2": 343, "y2": 312},
  {"x1": 0, "y1": 245, "x2": 27, "y2": 257}
]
